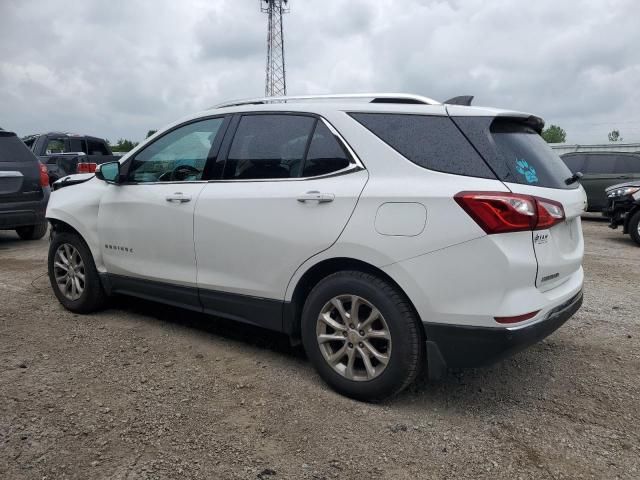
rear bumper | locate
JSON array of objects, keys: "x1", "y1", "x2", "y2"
[
  {"x1": 0, "y1": 189, "x2": 50, "y2": 229},
  {"x1": 424, "y1": 290, "x2": 583, "y2": 377}
]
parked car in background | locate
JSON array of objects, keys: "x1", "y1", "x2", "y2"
[
  {"x1": 22, "y1": 132, "x2": 119, "y2": 183},
  {"x1": 561, "y1": 152, "x2": 640, "y2": 211},
  {"x1": 45, "y1": 93, "x2": 585, "y2": 401},
  {"x1": 0, "y1": 128, "x2": 50, "y2": 239},
  {"x1": 603, "y1": 181, "x2": 640, "y2": 245}
]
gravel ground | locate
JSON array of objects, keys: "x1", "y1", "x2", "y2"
[{"x1": 1, "y1": 216, "x2": 639, "y2": 479}]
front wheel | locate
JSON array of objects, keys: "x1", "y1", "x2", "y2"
[
  {"x1": 48, "y1": 231, "x2": 107, "y2": 313},
  {"x1": 629, "y1": 210, "x2": 640, "y2": 246},
  {"x1": 16, "y1": 222, "x2": 48, "y2": 240},
  {"x1": 301, "y1": 271, "x2": 424, "y2": 402}
]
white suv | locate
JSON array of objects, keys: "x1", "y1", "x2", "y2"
[{"x1": 46, "y1": 93, "x2": 585, "y2": 401}]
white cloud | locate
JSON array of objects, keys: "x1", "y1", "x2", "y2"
[{"x1": 1, "y1": 0, "x2": 639, "y2": 143}]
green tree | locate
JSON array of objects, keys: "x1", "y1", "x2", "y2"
[
  {"x1": 110, "y1": 138, "x2": 139, "y2": 152},
  {"x1": 146, "y1": 129, "x2": 158, "y2": 138},
  {"x1": 608, "y1": 129, "x2": 623, "y2": 142},
  {"x1": 541, "y1": 124, "x2": 567, "y2": 143}
]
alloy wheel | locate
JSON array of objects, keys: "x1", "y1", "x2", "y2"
[
  {"x1": 316, "y1": 295, "x2": 392, "y2": 381},
  {"x1": 53, "y1": 243, "x2": 85, "y2": 301}
]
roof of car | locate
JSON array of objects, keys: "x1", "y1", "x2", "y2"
[{"x1": 562, "y1": 151, "x2": 640, "y2": 157}]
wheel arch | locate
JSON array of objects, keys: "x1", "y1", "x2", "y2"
[
  {"x1": 47, "y1": 214, "x2": 104, "y2": 271},
  {"x1": 284, "y1": 257, "x2": 421, "y2": 340}
]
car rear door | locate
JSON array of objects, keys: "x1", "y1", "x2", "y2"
[
  {"x1": 0, "y1": 131, "x2": 42, "y2": 204},
  {"x1": 193, "y1": 113, "x2": 367, "y2": 329}
]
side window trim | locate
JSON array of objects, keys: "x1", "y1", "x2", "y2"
[
  {"x1": 214, "y1": 112, "x2": 364, "y2": 183},
  {"x1": 120, "y1": 114, "x2": 230, "y2": 184}
]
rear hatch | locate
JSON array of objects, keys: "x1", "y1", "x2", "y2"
[
  {"x1": 0, "y1": 131, "x2": 43, "y2": 201},
  {"x1": 450, "y1": 112, "x2": 586, "y2": 292}
]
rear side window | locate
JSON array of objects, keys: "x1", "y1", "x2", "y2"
[
  {"x1": 349, "y1": 113, "x2": 495, "y2": 179},
  {"x1": 302, "y1": 121, "x2": 351, "y2": 177},
  {"x1": 68, "y1": 138, "x2": 87, "y2": 153},
  {"x1": 582, "y1": 154, "x2": 617, "y2": 174},
  {"x1": 87, "y1": 139, "x2": 109, "y2": 155},
  {"x1": 0, "y1": 132, "x2": 37, "y2": 163},
  {"x1": 452, "y1": 117, "x2": 575, "y2": 189},
  {"x1": 561, "y1": 154, "x2": 586, "y2": 174},
  {"x1": 614, "y1": 155, "x2": 640, "y2": 174},
  {"x1": 45, "y1": 138, "x2": 65, "y2": 154}
]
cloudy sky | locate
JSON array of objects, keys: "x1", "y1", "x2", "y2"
[{"x1": 1, "y1": 0, "x2": 639, "y2": 144}]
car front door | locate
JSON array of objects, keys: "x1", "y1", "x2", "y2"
[
  {"x1": 97, "y1": 117, "x2": 227, "y2": 308},
  {"x1": 193, "y1": 113, "x2": 368, "y2": 330}
]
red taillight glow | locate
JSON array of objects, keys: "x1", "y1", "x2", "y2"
[
  {"x1": 454, "y1": 191, "x2": 565, "y2": 234},
  {"x1": 495, "y1": 310, "x2": 540, "y2": 324},
  {"x1": 39, "y1": 163, "x2": 49, "y2": 187},
  {"x1": 77, "y1": 162, "x2": 97, "y2": 173}
]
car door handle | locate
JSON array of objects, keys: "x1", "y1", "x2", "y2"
[
  {"x1": 165, "y1": 192, "x2": 191, "y2": 203},
  {"x1": 297, "y1": 191, "x2": 335, "y2": 203}
]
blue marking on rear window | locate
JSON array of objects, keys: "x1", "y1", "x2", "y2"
[{"x1": 515, "y1": 158, "x2": 539, "y2": 184}]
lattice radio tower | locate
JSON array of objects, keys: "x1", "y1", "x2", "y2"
[{"x1": 261, "y1": 0, "x2": 289, "y2": 97}]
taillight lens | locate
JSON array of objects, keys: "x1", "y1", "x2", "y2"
[
  {"x1": 536, "y1": 198, "x2": 565, "y2": 229},
  {"x1": 77, "y1": 162, "x2": 97, "y2": 173},
  {"x1": 39, "y1": 163, "x2": 49, "y2": 187},
  {"x1": 455, "y1": 191, "x2": 565, "y2": 234}
]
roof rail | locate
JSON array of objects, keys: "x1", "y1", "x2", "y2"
[{"x1": 213, "y1": 93, "x2": 441, "y2": 109}]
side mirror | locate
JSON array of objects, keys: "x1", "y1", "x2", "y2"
[{"x1": 95, "y1": 161, "x2": 121, "y2": 184}]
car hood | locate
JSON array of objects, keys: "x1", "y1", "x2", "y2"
[{"x1": 605, "y1": 181, "x2": 640, "y2": 192}]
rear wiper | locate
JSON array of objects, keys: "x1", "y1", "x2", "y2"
[{"x1": 565, "y1": 171, "x2": 583, "y2": 185}]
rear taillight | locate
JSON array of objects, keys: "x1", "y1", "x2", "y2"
[
  {"x1": 454, "y1": 191, "x2": 565, "y2": 234},
  {"x1": 39, "y1": 163, "x2": 49, "y2": 187},
  {"x1": 77, "y1": 162, "x2": 97, "y2": 174},
  {"x1": 536, "y1": 198, "x2": 565, "y2": 229}
]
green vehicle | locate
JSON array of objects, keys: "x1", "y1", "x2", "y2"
[{"x1": 561, "y1": 152, "x2": 640, "y2": 212}]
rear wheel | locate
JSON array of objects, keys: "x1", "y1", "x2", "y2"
[
  {"x1": 16, "y1": 222, "x2": 48, "y2": 240},
  {"x1": 48, "y1": 231, "x2": 107, "y2": 313},
  {"x1": 301, "y1": 271, "x2": 424, "y2": 402},
  {"x1": 629, "y1": 210, "x2": 640, "y2": 246}
]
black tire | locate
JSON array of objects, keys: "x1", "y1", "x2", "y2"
[
  {"x1": 301, "y1": 271, "x2": 424, "y2": 402},
  {"x1": 48, "y1": 231, "x2": 107, "y2": 313},
  {"x1": 16, "y1": 222, "x2": 48, "y2": 240},
  {"x1": 629, "y1": 210, "x2": 640, "y2": 246}
]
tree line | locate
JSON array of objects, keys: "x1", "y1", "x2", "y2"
[{"x1": 106, "y1": 130, "x2": 157, "y2": 152}]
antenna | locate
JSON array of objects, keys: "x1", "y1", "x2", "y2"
[{"x1": 261, "y1": 0, "x2": 289, "y2": 97}]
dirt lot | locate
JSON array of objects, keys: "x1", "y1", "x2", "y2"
[{"x1": 1, "y1": 217, "x2": 639, "y2": 479}]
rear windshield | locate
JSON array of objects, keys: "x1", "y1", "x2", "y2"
[
  {"x1": 0, "y1": 132, "x2": 38, "y2": 163},
  {"x1": 452, "y1": 117, "x2": 576, "y2": 189}
]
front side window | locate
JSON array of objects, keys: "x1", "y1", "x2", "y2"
[{"x1": 127, "y1": 118, "x2": 224, "y2": 183}]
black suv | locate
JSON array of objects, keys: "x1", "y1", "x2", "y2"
[
  {"x1": 561, "y1": 152, "x2": 640, "y2": 211},
  {"x1": 0, "y1": 129, "x2": 50, "y2": 240}
]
